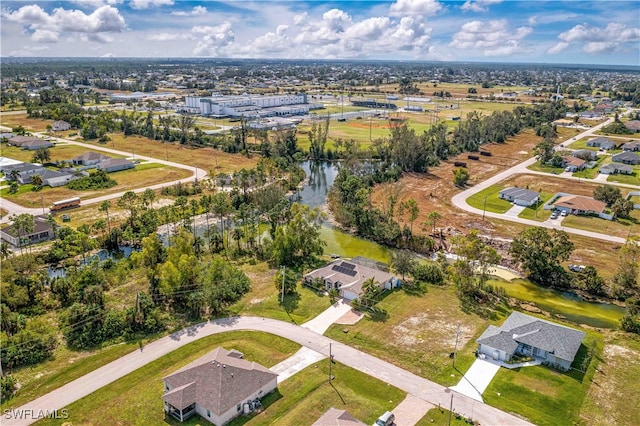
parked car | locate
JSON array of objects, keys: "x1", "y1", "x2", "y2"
[
  {"x1": 550, "y1": 211, "x2": 559, "y2": 219},
  {"x1": 374, "y1": 411, "x2": 395, "y2": 426},
  {"x1": 569, "y1": 264, "x2": 586, "y2": 272},
  {"x1": 561, "y1": 210, "x2": 568, "y2": 217}
]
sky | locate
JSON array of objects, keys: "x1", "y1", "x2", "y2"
[{"x1": 1, "y1": 0, "x2": 639, "y2": 65}]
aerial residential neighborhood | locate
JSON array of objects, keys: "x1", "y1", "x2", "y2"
[{"x1": 1, "y1": 1, "x2": 639, "y2": 426}]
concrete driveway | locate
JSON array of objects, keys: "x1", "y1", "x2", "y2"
[
  {"x1": 504, "y1": 204, "x2": 526, "y2": 218},
  {"x1": 449, "y1": 359, "x2": 501, "y2": 402}
]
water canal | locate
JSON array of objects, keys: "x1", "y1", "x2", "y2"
[{"x1": 297, "y1": 160, "x2": 625, "y2": 328}]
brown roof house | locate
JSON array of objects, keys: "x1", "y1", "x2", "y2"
[
  {"x1": 304, "y1": 259, "x2": 400, "y2": 301},
  {"x1": 561, "y1": 156, "x2": 586, "y2": 172},
  {"x1": 554, "y1": 195, "x2": 610, "y2": 219},
  {"x1": 162, "y1": 347, "x2": 278, "y2": 425}
]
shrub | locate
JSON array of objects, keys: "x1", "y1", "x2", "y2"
[{"x1": 67, "y1": 169, "x2": 116, "y2": 190}]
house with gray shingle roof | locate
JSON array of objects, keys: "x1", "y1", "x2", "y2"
[
  {"x1": 312, "y1": 408, "x2": 366, "y2": 426},
  {"x1": 599, "y1": 162, "x2": 633, "y2": 175},
  {"x1": 162, "y1": 347, "x2": 277, "y2": 424},
  {"x1": 498, "y1": 187, "x2": 540, "y2": 207},
  {"x1": 477, "y1": 311, "x2": 585, "y2": 371},
  {"x1": 304, "y1": 259, "x2": 400, "y2": 301},
  {"x1": 586, "y1": 137, "x2": 616, "y2": 150},
  {"x1": 612, "y1": 151, "x2": 640, "y2": 165}
]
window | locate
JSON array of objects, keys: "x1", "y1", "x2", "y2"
[
  {"x1": 237, "y1": 404, "x2": 241, "y2": 412},
  {"x1": 207, "y1": 410, "x2": 211, "y2": 418}
]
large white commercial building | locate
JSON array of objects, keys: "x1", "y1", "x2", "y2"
[{"x1": 185, "y1": 93, "x2": 309, "y2": 118}]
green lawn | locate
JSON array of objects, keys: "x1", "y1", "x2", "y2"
[
  {"x1": 483, "y1": 331, "x2": 603, "y2": 426},
  {"x1": 466, "y1": 184, "x2": 512, "y2": 214},
  {"x1": 36, "y1": 332, "x2": 301, "y2": 426},
  {"x1": 518, "y1": 192, "x2": 553, "y2": 221},
  {"x1": 561, "y1": 211, "x2": 640, "y2": 240},
  {"x1": 527, "y1": 161, "x2": 564, "y2": 174},
  {"x1": 325, "y1": 285, "x2": 496, "y2": 386},
  {"x1": 607, "y1": 170, "x2": 640, "y2": 185},
  {"x1": 567, "y1": 139, "x2": 600, "y2": 151},
  {"x1": 416, "y1": 408, "x2": 474, "y2": 426},
  {"x1": 227, "y1": 361, "x2": 404, "y2": 426}
]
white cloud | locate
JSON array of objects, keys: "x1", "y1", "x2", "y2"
[
  {"x1": 148, "y1": 32, "x2": 195, "y2": 42},
  {"x1": 389, "y1": 0, "x2": 442, "y2": 17},
  {"x1": 547, "y1": 42, "x2": 569, "y2": 54},
  {"x1": 461, "y1": 0, "x2": 503, "y2": 13},
  {"x1": 528, "y1": 16, "x2": 537, "y2": 26},
  {"x1": 192, "y1": 22, "x2": 235, "y2": 56},
  {"x1": 68, "y1": 0, "x2": 123, "y2": 8},
  {"x1": 553, "y1": 22, "x2": 640, "y2": 54},
  {"x1": 2, "y1": 4, "x2": 126, "y2": 37},
  {"x1": 31, "y1": 29, "x2": 59, "y2": 43},
  {"x1": 450, "y1": 19, "x2": 531, "y2": 56},
  {"x1": 171, "y1": 6, "x2": 207, "y2": 17},
  {"x1": 129, "y1": 0, "x2": 174, "y2": 10},
  {"x1": 101, "y1": 52, "x2": 115, "y2": 57}
]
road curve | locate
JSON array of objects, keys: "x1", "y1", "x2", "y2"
[
  {"x1": 451, "y1": 116, "x2": 632, "y2": 245},
  {"x1": 1, "y1": 316, "x2": 531, "y2": 426}
]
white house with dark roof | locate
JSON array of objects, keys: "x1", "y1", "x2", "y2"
[
  {"x1": 0, "y1": 215, "x2": 54, "y2": 247},
  {"x1": 96, "y1": 158, "x2": 135, "y2": 173},
  {"x1": 162, "y1": 347, "x2": 278, "y2": 425},
  {"x1": 498, "y1": 187, "x2": 540, "y2": 207},
  {"x1": 72, "y1": 151, "x2": 111, "y2": 166},
  {"x1": 612, "y1": 151, "x2": 640, "y2": 165},
  {"x1": 304, "y1": 259, "x2": 400, "y2": 301},
  {"x1": 477, "y1": 311, "x2": 585, "y2": 371},
  {"x1": 599, "y1": 162, "x2": 634, "y2": 175},
  {"x1": 586, "y1": 137, "x2": 616, "y2": 150},
  {"x1": 52, "y1": 120, "x2": 71, "y2": 131}
]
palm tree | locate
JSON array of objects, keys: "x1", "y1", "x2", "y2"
[
  {"x1": 30, "y1": 174, "x2": 44, "y2": 191},
  {"x1": 424, "y1": 211, "x2": 443, "y2": 234},
  {"x1": 99, "y1": 200, "x2": 112, "y2": 233},
  {"x1": 176, "y1": 113, "x2": 195, "y2": 145},
  {"x1": 8, "y1": 169, "x2": 20, "y2": 182}
]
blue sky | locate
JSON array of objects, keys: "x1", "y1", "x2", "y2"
[{"x1": 1, "y1": 1, "x2": 639, "y2": 65}]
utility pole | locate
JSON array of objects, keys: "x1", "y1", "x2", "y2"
[
  {"x1": 453, "y1": 323, "x2": 461, "y2": 368},
  {"x1": 329, "y1": 343, "x2": 334, "y2": 382},
  {"x1": 448, "y1": 390, "x2": 454, "y2": 426},
  {"x1": 482, "y1": 197, "x2": 487, "y2": 222}
]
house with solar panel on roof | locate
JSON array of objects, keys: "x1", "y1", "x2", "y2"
[{"x1": 304, "y1": 259, "x2": 401, "y2": 301}]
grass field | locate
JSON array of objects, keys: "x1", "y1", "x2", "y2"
[
  {"x1": 89, "y1": 133, "x2": 258, "y2": 173},
  {"x1": 227, "y1": 361, "x2": 404, "y2": 426},
  {"x1": 416, "y1": 408, "x2": 474, "y2": 426},
  {"x1": 230, "y1": 261, "x2": 332, "y2": 325},
  {"x1": 0, "y1": 112, "x2": 49, "y2": 132},
  {"x1": 607, "y1": 170, "x2": 640, "y2": 185},
  {"x1": 36, "y1": 332, "x2": 301, "y2": 426},
  {"x1": 527, "y1": 160, "x2": 565, "y2": 174},
  {"x1": 561, "y1": 210, "x2": 640, "y2": 239},
  {"x1": 325, "y1": 284, "x2": 497, "y2": 387},
  {"x1": 573, "y1": 158, "x2": 607, "y2": 179},
  {"x1": 579, "y1": 332, "x2": 640, "y2": 425},
  {"x1": 1, "y1": 163, "x2": 191, "y2": 208},
  {"x1": 518, "y1": 192, "x2": 553, "y2": 221},
  {"x1": 484, "y1": 331, "x2": 602, "y2": 426},
  {"x1": 466, "y1": 184, "x2": 512, "y2": 214},
  {"x1": 0, "y1": 143, "x2": 125, "y2": 164},
  {"x1": 567, "y1": 139, "x2": 601, "y2": 151}
]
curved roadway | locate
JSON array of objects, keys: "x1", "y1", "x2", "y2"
[
  {"x1": 1, "y1": 316, "x2": 531, "y2": 426},
  {"x1": 452, "y1": 116, "x2": 636, "y2": 244}
]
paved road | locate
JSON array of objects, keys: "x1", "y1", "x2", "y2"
[
  {"x1": 2, "y1": 316, "x2": 531, "y2": 426},
  {"x1": 451, "y1": 116, "x2": 636, "y2": 244},
  {"x1": 0, "y1": 125, "x2": 201, "y2": 221}
]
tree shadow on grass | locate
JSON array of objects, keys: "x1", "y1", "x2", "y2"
[
  {"x1": 402, "y1": 281, "x2": 429, "y2": 296},
  {"x1": 279, "y1": 291, "x2": 301, "y2": 324}
]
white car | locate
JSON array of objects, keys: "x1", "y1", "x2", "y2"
[{"x1": 561, "y1": 210, "x2": 568, "y2": 217}]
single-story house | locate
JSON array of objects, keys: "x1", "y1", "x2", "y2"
[
  {"x1": 2, "y1": 162, "x2": 47, "y2": 183},
  {"x1": 498, "y1": 187, "x2": 540, "y2": 207},
  {"x1": 561, "y1": 156, "x2": 586, "y2": 172},
  {"x1": 621, "y1": 142, "x2": 640, "y2": 152},
  {"x1": 612, "y1": 151, "x2": 640, "y2": 165},
  {"x1": 52, "y1": 120, "x2": 71, "y2": 131},
  {"x1": 312, "y1": 408, "x2": 365, "y2": 426},
  {"x1": 96, "y1": 158, "x2": 135, "y2": 173},
  {"x1": 304, "y1": 259, "x2": 400, "y2": 301},
  {"x1": 7, "y1": 135, "x2": 41, "y2": 146},
  {"x1": 0, "y1": 156, "x2": 23, "y2": 170},
  {"x1": 586, "y1": 137, "x2": 616, "y2": 150},
  {"x1": 579, "y1": 110, "x2": 602, "y2": 119},
  {"x1": 571, "y1": 149, "x2": 598, "y2": 161},
  {"x1": 554, "y1": 195, "x2": 607, "y2": 217},
  {"x1": 477, "y1": 311, "x2": 585, "y2": 371},
  {"x1": 0, "y1": 215, "x2": 54, "y2": 247},
  {"x1": 72, "y1": 151, "x2": 111, "y2": 166},
  {"x1": 625, "y1": 120, "x2": 640, "y2": 133},
  {"x1": 162, "y1": 347, "x2": 277, "y2": 425},
  {"x1": 20, "y1": 139, "x2": 54, "y2": 151},
  {"x1": 599, "y1": 162, "x2": 634, "y2": 175},
  {"x1": 0, "y1": 132, "x2": 16, "y2": 140},
  {"x1": 39, "y1": 169, "x2": 80, "y2": 187}
]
